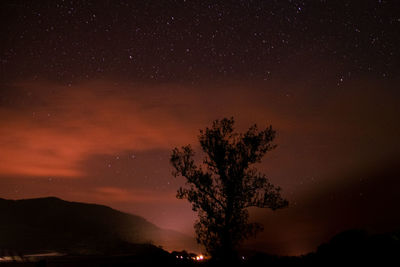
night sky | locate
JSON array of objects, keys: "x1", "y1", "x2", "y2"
[{"x1": 1, "y1": 0, "x2": 400, "y2": 255}]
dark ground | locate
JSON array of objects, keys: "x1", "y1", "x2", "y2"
[{"x1": 1, "y1": 229, "x2": 399, "y2": 267}]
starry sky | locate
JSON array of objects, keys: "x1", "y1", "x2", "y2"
[{"x1": 1, "y1": 0, "x2": 400, "y2": 255}]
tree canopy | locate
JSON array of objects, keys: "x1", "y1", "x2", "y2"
[{"x1": 170, "y1": 117, "x2": 288, "y2": 261}]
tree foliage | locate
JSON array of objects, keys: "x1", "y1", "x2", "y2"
[{"x1": 170, "y1": 117, "x2": 288, "y2": 260}]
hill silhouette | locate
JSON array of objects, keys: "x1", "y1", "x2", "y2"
[
  {"x1": 0, "y1": 197, "x2": 197, "y2": 255},
  {"x1": 313, "y1": 229, "x2": 400, "y2": 266},
  {"x1": 245, "y1": 229, "x2": 400, "y2": 267}
]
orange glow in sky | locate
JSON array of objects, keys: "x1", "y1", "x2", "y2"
[{"x1": 0, "y1": 78, "x2": 399, "y2": 255}]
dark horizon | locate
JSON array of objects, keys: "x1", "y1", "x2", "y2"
[
  {"x1": 1, "y1": 193, "x2": 399, "y2": 257},
  {"x1": 1, "y1": 0, "x2": 399, "y2": 256}
]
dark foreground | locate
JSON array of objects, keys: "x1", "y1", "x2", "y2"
[
  {"x1": 1, "y1": 251, "x2": 399, "y2": 267},
  {"x1": 1, "y1": 229, "x2": 399, "y2": 267}
]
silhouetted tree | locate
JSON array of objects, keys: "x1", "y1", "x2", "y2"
[{"x1": 170, "y1": 117, "x2": 288, "y2": 261}]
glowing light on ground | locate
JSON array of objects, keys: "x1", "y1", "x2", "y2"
[{"x1": 195, "y1": 255, "x2": 204, "y2": 261}]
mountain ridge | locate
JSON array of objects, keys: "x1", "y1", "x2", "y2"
[{"x1": 0, "y1": 196, "x2": 198, "y2": 254}]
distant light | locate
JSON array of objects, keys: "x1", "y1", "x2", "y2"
[{"x1": 196, "y1": 255, "x2": 204, "y2": 261}]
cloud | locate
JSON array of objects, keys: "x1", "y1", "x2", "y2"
[
  {"x1": 77, "y1": 186, "x2": 178, "y2": 203},
  {"x1": 0, "y1": 79, "x2": 304, "y2": 179},
  {"x1": 0, "y1": 79, "x2": 399, "y2": 182},
  {"x1": 0, "y1": 81, "x2": 195, "y2": 178}
]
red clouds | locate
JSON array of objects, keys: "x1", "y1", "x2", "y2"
[{"x1": 0, "y1": 81, "x2": 195, "y2": 178}]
